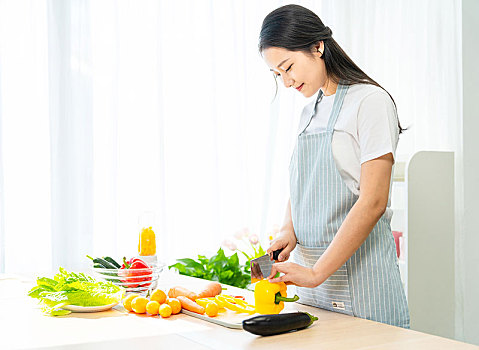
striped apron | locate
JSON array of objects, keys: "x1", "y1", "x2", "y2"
[{"x1": 289, "y1": 84, "x2": 410, "y2": 328}]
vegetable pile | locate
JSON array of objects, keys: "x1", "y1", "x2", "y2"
[
  {"x1": 119, "y1": 257, "x2": 152, "y2": 288},
  {"x1": 167, "y1": 282, "x2": 255, "y2": 316},
  {"x1": 123, "y1": 289, "x2": 179, "y2": 318},
  {"x1": 87, "y1": 255, "x2": 154, "y2": 290},
  {"x1": 123, "y1": 281, "x2": 226, "y2": 317},
  {"x1": 122, "y1": 281, "x2": 256, "y2": 318},
  {"x1": 28, "y1": 268, "x2": 124, "y2": 316},
  {"x1": 169, "y1": 248, "x2": 251, "y2": 289},
  {"x1": 27, "y1": 269, "x2": 317, "y2": 335}
]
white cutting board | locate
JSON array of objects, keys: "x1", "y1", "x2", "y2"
[
  {"x1": 181, "y1": 308, "x2": 255, "y2": 329},
  {"x1": 159, "y1": 274, "x2": 298, "y2": 329},
  {"x1": 180, "y1": 298, "x2": 300, "y2": 329}
]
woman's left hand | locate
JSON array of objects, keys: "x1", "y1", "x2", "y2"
[{"x1": 267, "y1": 262, "x2": 319, "y2": 288}]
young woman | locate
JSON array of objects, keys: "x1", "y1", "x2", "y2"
[{"x1": 261, "y1": 5, "x2": 409, "y2": 328}]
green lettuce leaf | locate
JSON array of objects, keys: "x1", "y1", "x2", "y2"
[{"x1": 28, "y1": 268, "x2": 125, "y2": 316}]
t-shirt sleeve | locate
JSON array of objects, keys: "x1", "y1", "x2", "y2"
[{"x1": 357, "y1": 91, "x2": 400, "y2": 164}]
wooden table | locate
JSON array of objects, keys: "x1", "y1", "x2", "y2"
[{"x1": 1, "y1": 272, "x2": 477, "y2": 350}]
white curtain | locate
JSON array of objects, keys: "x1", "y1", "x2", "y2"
[
  {"x1": 322, "y1": 0, "x2": 463, "y2": 159},
  {"x1": 0, "y1": 0, "x2": 303, "y2": 274},
  {"x1": 0, "y1": 0, "x2": 462, "y2": 284},
  {"x1": 0, "y1": 0, "x2": 52, "y2": 273}
]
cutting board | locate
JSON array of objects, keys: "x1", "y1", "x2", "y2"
[
  {"x1": 181, "y1": 308, "x2": 254, "y2": 329},
  {"x1": 180, "y1": 291, "x2": 259, "y2": 329},
  {"x1": 180, "y1": 297, "x2": 301, "y2": 329},
  {"x1": 159, "y1": 273, "x2": 298, "y2": 329}
]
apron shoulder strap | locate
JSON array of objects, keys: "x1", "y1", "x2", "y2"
[
  {"x1": 298, "y1": 89, "x2": 324, "y2": 135},
  {"x1": 326, "y1": 83, "x2": 349, "y2": 131}
]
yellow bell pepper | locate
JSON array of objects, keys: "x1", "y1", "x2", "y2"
[
  {"x1": 254, "y1": 280, "x2": 299, "y2": 314},
  {"x1": 196, "y1": 297, "x2": 216, "y2": 308},
  {"x1": 138, "y1": 226, "x2": 156, "y2": 256},
  {"x1": 196, "y1": 298, "x2": 227, "y2": 313},
  {"x1": 215, "y1": 295, "x2": 255, "y2": 314}
]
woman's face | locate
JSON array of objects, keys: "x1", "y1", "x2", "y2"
[{"x1": 262, "y1": 46, "x2": 326, "y2": 98}]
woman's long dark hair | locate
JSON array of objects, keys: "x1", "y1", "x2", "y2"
[{"x1": 259, "y1": 4, "x2": 404, "y2": 133}]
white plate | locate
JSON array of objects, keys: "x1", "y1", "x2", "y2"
[{"x1": 63, "y1": 302, "x2": 119, "y2": 313}]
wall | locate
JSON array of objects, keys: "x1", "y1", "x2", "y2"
[{"x1": 461, "y1": 0, "x2": 479, "y2": 345}]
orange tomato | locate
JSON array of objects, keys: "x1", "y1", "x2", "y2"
[
  {"x1": 167, "y1": 298, "x2": 181, "y2": 314},
  {"x1": 159, "y1": 304, "x2": 172, "y2": 318},
  {"x1": 123, "y1": 293, "x2": 139, "y2": 312},
  {"x1": 131, "y1": 296, "x2": 149, "y2": 314},
  {"x1": 150, "y1": 289, "x2": 167, "y2": 304},
  {"x1": 205, "y1": 302, "x2": 219, "y2": 317},
  {"x1": 146, "y1": 300, "x2": 160, "y2": 315}
]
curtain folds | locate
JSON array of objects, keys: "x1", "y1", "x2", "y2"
[
  {"x1": 48, "y1": 0, "x2": 95, "y2": 271},
  {"x1": 0, "y1": 0, "x2": 52, "y2": 274},
  {"x1": 0, "y1": 0, "x2": 463, "y2": 281}
]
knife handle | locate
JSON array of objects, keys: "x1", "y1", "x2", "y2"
[{"x1": 272, "y1": 249, "x2": 283, "y2": 261}]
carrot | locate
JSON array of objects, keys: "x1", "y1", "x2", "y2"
[
  {"x1": 168, "y1": 286, "x2": 199, "y2": 301},
  {"x1": 177, "y1": 296, "x2": 205, "y2": 315},
  {"x1": 196, "y1": 281, "x2": 222, "y2": 299}
]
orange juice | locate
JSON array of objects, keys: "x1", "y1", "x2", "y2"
[{"x1": 138, "y1": 226, "x2": 156, "y2": 256}]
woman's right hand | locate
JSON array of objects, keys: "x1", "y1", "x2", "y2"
[{"x1": 267, "y1": 230, "x2": 297, "y2": 262}]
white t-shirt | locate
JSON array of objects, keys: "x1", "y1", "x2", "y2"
[{"x1": 298, "y1": 84, "x2": 399, "y2": 219}]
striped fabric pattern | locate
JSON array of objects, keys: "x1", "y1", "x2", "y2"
[
  {"x1": 289, "y1": 84, "x2": 410, "y2": 328},
  {"x1": 293, "y1": 245, "x2": 353, "y2": 315}
]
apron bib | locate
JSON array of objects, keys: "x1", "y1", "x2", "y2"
[{"x1": 289, "y1": 84, "x2": 410, "y2": 328}]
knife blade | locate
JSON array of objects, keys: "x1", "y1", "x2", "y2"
[{"x1": 250, "y1": 249, "x2": 283, "y2": 282}]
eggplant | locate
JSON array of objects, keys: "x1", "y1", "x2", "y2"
[{"x1": 242, "y1": 312, "x2": 318, "y2": 336}]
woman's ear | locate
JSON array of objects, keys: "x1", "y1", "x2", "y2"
[{"x1": 314, "y1": 41, "x2": 324, "y2": 57}]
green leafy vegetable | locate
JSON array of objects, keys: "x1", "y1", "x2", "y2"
[
  {"x1": 169, "y1": 248, "x2": 251, "y2": 289},
  {"x1": 28, "y1": 267, "x2": 125, "y2": 316}
]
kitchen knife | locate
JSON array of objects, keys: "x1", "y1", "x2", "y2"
[{"x1": 250, "y1": 249, "x2": 283, "y2": 282}]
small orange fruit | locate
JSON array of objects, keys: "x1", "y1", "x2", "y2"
[
  {"x1": 131, "y1": 296, "x2": 149, "y2": 314},
  {"x1": 123, "y1": 293, "x2": 139, "y2": 312},
  {"x1": 159, "y1": 303, "x2": 172, "y2": 318},
  {"x1": 167, "y1": 298, "x2": 181, "y2": 314},
  {"x1": 205, "y1": 302, "x2": 219, "y2": 317},
  {"x1": 146, "y1": 300, "x2": 160, "y2": 315},
  {"x1": 150, "y1": 289, "x2": 167, "y2": 304}
]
